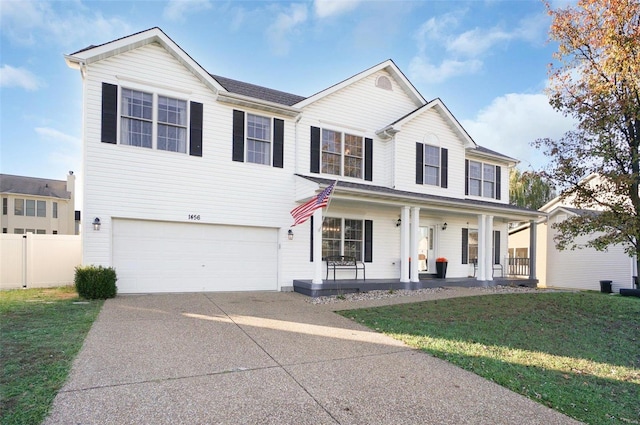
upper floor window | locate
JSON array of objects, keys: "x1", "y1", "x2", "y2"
[
  {"x1": 120, "y1": 89, "x2": 188, "y2": 153},
  {"x1": 424, "y1": 145, "x2": 440, "y2": 186},
  {"x1": 15, "y1": 199, "x2": 24, "y2": 216},
  {"x1": 102, "y1": 83, "x2": 202, "y2": 157},
  {"x1": 2, "y1": 198, "x2": 6, "y2": 215},
  {"x1": 416, "y1": 143, "x2": 448, "y2": 188},
  {"x1": 53, "y1": 202, "x2": 58, "y2": 219},
  {"x1": 321, "y1": 129, "x2": 363, "y2": 178},
  {"x1": 37, "y1": 200, "x2": 46, "y2": 217},
  {"x1": 466, "y1": 160, "x2": 501, "y2": 200},
  {"x1": 247, "y1": 114, "x2": 271, "y2": 165}
]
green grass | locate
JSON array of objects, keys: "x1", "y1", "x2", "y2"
[
  {"x1": 0, "y1": 286, "x2": 103, "y2": 425},
  {"x1": 338, "y1": 292, "x2": 640, "y2": 425}
]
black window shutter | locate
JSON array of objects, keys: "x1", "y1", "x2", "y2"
[
  {"x1": 309, "y1": 216, "x2": 314, "y2": 262},
  {"x1": 273, "y1": 118, "x2": 284, "y2": 168},
  {"x1": 493, "y1": 230, "x2": 501, "y2": 264},
  {"x1": 495, "y1": 166, "x2": 501, "y2": 200},
  {"x1": 364, "y1": 220, "x2": 373, "y2": 263},
  {"x1": 232, "y1": 110, "x2": 245, "y2": 162},
  {"x1": 189, "y1": 101, "x2": 203, "y2": 157},
  {"x1": 415, "y1": 143, "x2": 424, "y2": 184},
  {"x1": 462, "y1": 228, "x2": 469, "y2": 264},
  {"x1": 364, "y1": 137, "x2": 373, "y2": 181},
  {"x1": 440, "y1": 148, "x2": 448, "y2": 188},
  {"x1": 465, "y1": 159, "x2": 469, "y2": 195},
  {"x1": 101, "y1": 83, "x2": 118, "y2": 144},
  {"x1": 310, "y1": 126, "x2": 320, "y2": 173}
]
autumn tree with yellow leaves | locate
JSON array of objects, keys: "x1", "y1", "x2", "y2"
[{"x1": 534, "y1": 0, "x2": 640, "y2": 286}]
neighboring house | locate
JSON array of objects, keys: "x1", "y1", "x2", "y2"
[
  {"x1": 509, "y1": 175, "x2": 636, "y2": 292},
  {"x1": 65, "y1": 27, "x2": 542, "y2": 294},
  {"x1": 0, "y1": 172, "x2": 76, "y2": 235}
]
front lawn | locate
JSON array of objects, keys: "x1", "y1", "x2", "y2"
[
  {"x1": 0, "y1": 286, "x2": 103, "y2": 425},
  {"x1": 339, "y1": 292, "x2": 639, "y2": 425}
]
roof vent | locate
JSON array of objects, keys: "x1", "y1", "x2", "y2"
[{"x1": 375, "y1": 75, "x2": 392, "y2": 91}]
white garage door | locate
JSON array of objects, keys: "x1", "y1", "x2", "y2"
[{"x1": 112, "y1": 219, "x2": 278, "y2": 293}]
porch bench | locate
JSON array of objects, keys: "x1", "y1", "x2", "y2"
[
  {"x1": 472, "y1": 260, "x2": 504, "y2": 278},
  {"x1": 325, "y1": 255, "x2": 366, "y2": 281}
]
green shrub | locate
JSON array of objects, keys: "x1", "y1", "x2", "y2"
[{"x1": 74, "y1": 265, "x2": 117, "y2": 299}]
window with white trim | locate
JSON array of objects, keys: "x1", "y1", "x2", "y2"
[
  {"x1": 424, "y1": 145, "x2": 440, "y2": 186},
  {"x1": 37, "y1": 200, "x2": 45, "y2": 217},
  {"x1": 247, "y1": 114, "x2": 271, "y2": 165},
  {"x1": 26, "y1": 200, "x2": 35, "y2": 216},
  {"x1": 53, "y1": 202, "x2": 58, "y2": 219},
  {"x1": 15, "y1": 199, "x2": 24, "y2": 216},
  {"x1": 321, "y1": 129, "x2": 363, "y2": 178},
  {"x1": 2, "y1": 198, "x2": 7, "y2": 215},
  {"x1": 468, "y1": 161, "x2": 497, "y2": 198},
  {"x1": 120, "y1": 88, "x2": 187, "y2": 153},
  {"x1": 321, "y1": 217, "x2": 363, "y2": 260}
]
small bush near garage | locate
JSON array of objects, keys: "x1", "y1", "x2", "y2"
[{"x1": 74, "y1": 265, "x2": 117, "y2": 299}]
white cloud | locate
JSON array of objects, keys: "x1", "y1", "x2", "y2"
[
  {"x1": 35, "y1": 127, "x2": 81, "y2": 147},
  {"x1": 0, "y1": 0, "x2": 131, "y2": 48},
  {"x1": 461, "y1": 93, "x2": 577, "y2": 170},
  {"x1": 0, "y1": 65, "x2": 42, "y2": 91},
  {"x1": 409, "y1": 56, "x2": 482, "y2": 84},
  {"x1": 163, "y1": 0, "x2": 212, "y2": 22},
  {"x1": 314, "y1": 0, "x2": 361, "y2": 18},
  {"x1": 267, "y1": 3, "x2": 308, "y2": 56},
  {"x1": 410, "y1": 9, "x2": 548, "y2": 85}
]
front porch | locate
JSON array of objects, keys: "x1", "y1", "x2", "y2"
[{"x1": 293, "y1": 276, "x2": 538, "y2": 297}]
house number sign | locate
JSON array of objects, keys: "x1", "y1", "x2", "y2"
[{"x1": 188, "y1": 214, "x2": 201, "y2": 221}]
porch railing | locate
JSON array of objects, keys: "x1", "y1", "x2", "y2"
[{"x1": 506, "y1": 257, "x2": 530, "y2": 276}]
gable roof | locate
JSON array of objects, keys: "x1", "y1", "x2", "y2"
[
  {"x1": 211, "y1": 75, "x2": 306, "y2": 107},
  {"x1": 293, "y1": 59, "x2": 426, "y2": 109},
  {"x1": 0, "y1": 174, "x2": 71, "y2": 199}
]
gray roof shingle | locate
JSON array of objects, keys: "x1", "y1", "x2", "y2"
[
  {"x1": 0, "y1": 174, "x2": 71, "y2": 199},
  {"x1": 212, "y1": 74, "x2": 306, "y2": 106}
]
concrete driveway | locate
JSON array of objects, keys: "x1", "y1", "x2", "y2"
[{"x1": 44, "y1": 290, "x2": 582, "y2": 424}]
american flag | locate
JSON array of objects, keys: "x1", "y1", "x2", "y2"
[{"x1": 290, "y1": 181, "x2": 336, "y2": 226}]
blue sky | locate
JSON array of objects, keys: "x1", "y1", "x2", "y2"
[{"x1": 1, "y1": 0, "x2": 576, "y2": 207}]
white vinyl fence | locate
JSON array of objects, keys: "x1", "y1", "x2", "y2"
[{"x1": 0, "y1": 234, "x2": 81, "y2": 290}]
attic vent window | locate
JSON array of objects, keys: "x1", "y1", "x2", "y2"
[{"x1": 375, "y1": 76, "x2": 392, "y2": 91}]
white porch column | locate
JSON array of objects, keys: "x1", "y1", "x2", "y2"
[
  {"x1": 410, "y1": 206, "x2": 420, "y2": 283},
  {"x1": 529, "y1": 220, "x2": 537, "y2": 280},
  {"x1": 312, "y1": 208, "x2": 324, "y2": 284},
  {"x1": 400, "y1": 206, "x2": 410, "y2": 283},
  {"x1": 477, "y1": 214, "x2": 486, "y2": 281},
  {"x1": 484, "y1": 215, "x2": 494, "y2": 282}
]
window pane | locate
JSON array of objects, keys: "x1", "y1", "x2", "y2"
[
  {"x1": 322, "y1": 217, "x2": 341, "y2": 259},
  {"x1": 483, "y1": 181, "x2": 495, "y2": 198},
  {"x1": 469, "y1": 161, "x2": 482, "y2": 179},
  {"x1": 121, "y1": 117, "x2": 152, "y2": 147},
  {"x1": 343, "y1": 134, "x2": 363, "y2": 178},
  {"x1": 468, "y1": 229, "x2": 478, "y2": 261},
  {"x1": 321, "y1": 130, "x2": 341, "y2": 154},
  {"x1": 344, "y1": 156, "x2": 362, "y2": 178},
  {"x1": 425, "y1": 165, "x2": 439, "y2": 186},
  {"x1": 14, "y1": 228, "x2": 24, "y2": 234},
  {"x1": 26, "y1": 199, "x2": 35, "y2": 216},
  {"x1": 53, "y1": 202, "x2": 58, "y2": 219},
  {"x1": 37, "y1": 200, "x2": 46, "y2": 217},
  {"x1": 36, "y1": 229, "x2": 46, "y2": 234},
  {"x1": 321, "y1": 152, "x2": 341, "y2": 175},
  {"x1": 247, "y1": 139, "x2": 271, "y2": 165},
  {"x1": 158, "y1": 96, "x2": 187, "y2": 126},
  {"x1": 158, "y1": 124, "x2": 187, "y2": 153},
  {"x1": 344, "y1": 219, "x2": 363, "y2": 261},
  {"x1": 425, "y1": 145, "x2": 439, "y2": 166},
  {"x1": 470, "y1": 179, "x2": 481, "y2": 196},
  {"x1": 121, "y1": 89, "x2": 152, "y2": 120},
  {"x1": 247, "y1": 114, "x2": 270, "y2": 141},
  {"x1": 14, "y1": 199, "x2": 24, "y2": 216},
  {"x1": 2, "y1": 198, "x2": 7, "y2": 215}
]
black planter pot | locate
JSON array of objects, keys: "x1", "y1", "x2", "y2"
[{"x1": 436, "y1": 262, "x2": 448, "y2": 278}]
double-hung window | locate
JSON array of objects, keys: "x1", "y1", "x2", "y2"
[
  {"x1": 121, "y1": 89, "x2": 153, "y2": 148},
  {"x1": 246, "y1": 114, "x2": 271, "y2": 165},
  {"x1": 26, "y1": 200, "x2": 35, "y2": 216},
  {"x1": 321, "y1": 130, "x2": 363, "y2": 178},
  {"x1": 157, "y1": 96, "x2": 187, "y2": 153},
  {"x1": 467, "y1": 160, "x2": 500, "y2": 199},
  {"x1": 415, "y1": 142, "x2": 448, "y2": 188},
  {"x1": 53, "y1": 202, "x2": 58, "y2": 219},
  {"x1": 321, "y1": 218, "x2": 363, "y2": 260},
  {"x1": 102, "y1": 82, "x2": 202, "y2": 156},
  {"x1": 14, "y1": 199, "x2": 24, "y2": 216},
  {"x1": 36, "y1": 200, "x2": 45, "y2": 217},
  {"x1": 424, "y1": 145, "x2": 440, "y2": 186}
]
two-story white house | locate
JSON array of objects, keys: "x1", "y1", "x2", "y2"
[
  {"x1": 1, "y1": 172, "x2": 76, "y2": 235},
  {"x1": 65, "y1": 27, "x2": 542, "y2": 294}
]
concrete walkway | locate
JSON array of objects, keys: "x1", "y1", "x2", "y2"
[{"x1": 44, "y1": 290, "x2": 582, "y2": 424}]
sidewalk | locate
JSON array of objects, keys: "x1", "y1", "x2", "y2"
[{"x1": 44, "y1": 290, "x2": 582, "y2": 424}]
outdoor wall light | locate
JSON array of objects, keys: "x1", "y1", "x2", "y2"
[
  {"x1": 396, "y1": 218, "x2": 402, "y2": 227},
  {"x1": 442, "y1": 222, "x2": 448, "y2": 231},
  {"x1": 287, "y1": 229, "x2": 294, "y2": 240},
  {"x1": 92, "y1": 217, "x2": 101, "y2": 231}
]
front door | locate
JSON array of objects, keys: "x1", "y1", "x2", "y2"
[{"x1": 418, "y1": 226, "x2": 436, "y2": 272}]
